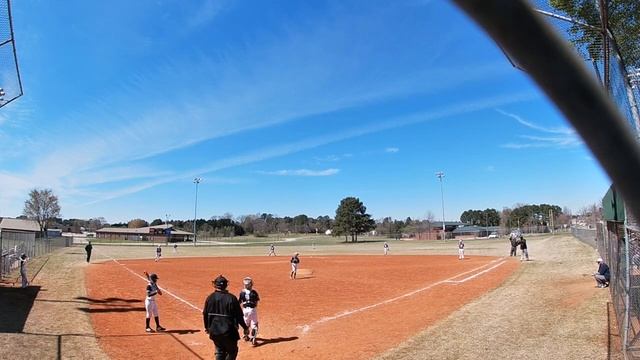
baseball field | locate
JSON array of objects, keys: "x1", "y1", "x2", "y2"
[{"x1": 0, "y1": 234, "x2": 622, "y2": 359}]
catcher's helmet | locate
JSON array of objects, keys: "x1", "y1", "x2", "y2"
[
  {"x1": 149, "y1": 273, "x2": 159, "y2": 281},
  {"x1": 214, "y1": 275, "x2": 228, "y2": 290}
]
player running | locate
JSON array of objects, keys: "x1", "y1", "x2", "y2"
[
  {"x1": 143, "y1": 271, "x2": 166, "y2": 332},
  {"x1": 290, "y1": 252, "x2": 300, "y2": 279},
  {"x1": 238, "y1": 277, "x2": 260, "y2": 345},
  {"x1": 155, "y1": 245, "x2": 162, "y2": 262},
  {"x1": 268, "y1": 244, "x2": 276, "y2": 256}
]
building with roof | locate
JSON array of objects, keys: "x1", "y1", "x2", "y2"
[
  {"x1": 0, "y1": 218, "x2": 41, "y2": 236},
  {"x1": 452, "y1": 225, "x2": 502, "y2": 239},
  {"x1": 96, "y1": 224, "x2": 193, "y2": 242},
  {"x1": 411, "y1": 221, "x2": 466, "y2": 240}
]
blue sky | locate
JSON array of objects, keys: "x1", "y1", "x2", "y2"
[{"x1": 0, "y1": 0, "x2": 610, "y2": 223}]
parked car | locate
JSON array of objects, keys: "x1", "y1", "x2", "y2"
[{"x1": 488, "y1": 232, "x2": 498, "y2": 238}]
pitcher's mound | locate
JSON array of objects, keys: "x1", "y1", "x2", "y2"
[{"x1": 296, "y1": 269, "x2": 314, "y2": 278}]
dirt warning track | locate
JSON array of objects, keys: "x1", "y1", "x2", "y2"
[{"x1": 85, "y1": 255, "x2": 518, "y2": 359}]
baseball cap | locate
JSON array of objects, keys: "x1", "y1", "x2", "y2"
[
  {"x1": 597, "y1": 258, "x2": 603, "y2": 263},
  {"x1": 214, "y1": 275, "x2": 228, "y2": 289}
]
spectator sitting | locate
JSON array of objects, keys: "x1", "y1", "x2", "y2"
[{"x1": 594, "y1": 258, "x2": 610, "y2": 288}]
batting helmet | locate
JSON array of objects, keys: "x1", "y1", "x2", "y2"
[
  {"x1": 214, "y1": 275, "x2": 228, "y2": 290},
  {"x1": 149, "y1": 273, "x2": 159, "y2": 281}
]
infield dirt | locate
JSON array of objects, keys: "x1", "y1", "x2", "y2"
[{"x1": 0, "y1": 233, "x2": 620, "y2": 359}]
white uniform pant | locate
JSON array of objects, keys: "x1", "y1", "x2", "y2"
[
  {"x1": 145, "y1": 297, "x2": 158, "y2": 318},
  {"x1": 458, "y1": 248, "x2": 464, "y2": 259},
  {"x1": 243, "y1": 307, "x2": 258, "y2": 329},
  {"x1": 291, "y1": 263, "x2": 298, "y2": 273},
  {"x1": 384, "y1": 248, "x2": 388, "y2": 255}
]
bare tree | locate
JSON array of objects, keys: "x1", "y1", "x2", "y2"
[{"x1": 23, "y1": 188, "x2": 61, "y2": 237}]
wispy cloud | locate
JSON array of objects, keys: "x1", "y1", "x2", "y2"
[
  {"x1": 497, "y1": 109, "x2": 581, "y2": 149},
  {"x1": 497, "y1": 109, "x2": 574, "y2": 135},
  {"x1": 67, "y1": 91, "x2": 535, "y2": 207},
  {"x1": 314, "y1": 153, "x2": 353, "y2": 162},
  {"x1": 259, "y1": 168, "x2": 340, "y2": 177},
  {"x1": 187, "y1": 0, "x2": 229, "y2": 29},
  {"x1": 0, "y1": 5, "x2": 532, "y2": 215},
  {"x1": 385, "y1": 147, "x2": 400, "y2": 153}
]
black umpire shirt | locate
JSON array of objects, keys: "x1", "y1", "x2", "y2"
[{"x1": 203, "y1": 290, "x2": 247, "y2": 340}]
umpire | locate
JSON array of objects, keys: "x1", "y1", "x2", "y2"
[{"x1": 203, "y1": 275, "x2": 248, "y2": 360}]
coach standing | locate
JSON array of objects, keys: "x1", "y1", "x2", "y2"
[
  {"x1": 204, "y1": 275, "x2": 248, "y2": 360},
  {"x1": 85, "y1": 241, "x2": 93, "y2": 263}
]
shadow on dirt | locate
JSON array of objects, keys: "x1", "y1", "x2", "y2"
[
  {"x1": 0, "y1": 285, "x2": 40, "y2": 333},
  {"x1": 253, "y1": 336, "x2": 298, "y2": 347},
  {"x1": 75, "y1": 296, "x2": 140, "y2": 303},
  {"x1": 75, "y1": 296, "x2": 144, "y2": 313},
  {"x1": 77, "y1": 306, "x2": 145, "y2": 313}
]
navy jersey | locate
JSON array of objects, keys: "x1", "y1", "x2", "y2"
[
  {"x1": 291, "y1": 256, "x2": 300, "y2": 264},
  {"x1": 146, "y1": 282, "x2": 160, "y2": 298},
  {"x1": 238, "y1": 289, "x2": 260, "y2": 308}
]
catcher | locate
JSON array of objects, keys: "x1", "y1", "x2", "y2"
[
  {"x1": 143, "y1": 271, "x2": 166, "y2": 332},
  {"x1": 238, "y1": 277, "x2": 260, "y2": 345}
]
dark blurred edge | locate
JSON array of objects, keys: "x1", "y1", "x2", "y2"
[{"x1": 450, "y1": 0, "x2": 640, "y2": 223}]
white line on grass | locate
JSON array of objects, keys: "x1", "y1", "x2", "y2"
[
  {"x1": 444, "y1": 260, "x2": 507, "y2": 284},
  {"x1": 96, "y1": 250, "x2": 203, "y2": 312},
  {"x1": 296, "y1": 257, "x2": 507, "y2": 334}
]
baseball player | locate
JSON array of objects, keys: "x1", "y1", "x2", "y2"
[
  {"x1": 238, "y1": 277, "x2": 260, "y2": 345},
  {"x1": 268, "y1": 244, "x2": 276, "y2": 256},
  {"x1": 143, "y1": 271, "x2": 166, "y2": 332},
  {"x1": 383, "y1": 242, "x2": 389, "y2": 255},
  {"x1": 458, "y1": 239, "x2": 465, "y2": 260},
  {"x1": 519, "y1": 236, "x2": 529, "y2": 261},
  {"x1": 155, "y1": 245, "x2": 162, "y2": 262},
  {"x1": 173, "y1": 243, "x2": 178, "y2": 254},
  {"x1": 509, "y1": 231, "x2": 519, "y2": 256},
  {"x1": 290, "y1": 252, "x2": 300, "y2": 279},
  {"x1": 19, "y1": 253, "x2": 29, "y2": 288}
]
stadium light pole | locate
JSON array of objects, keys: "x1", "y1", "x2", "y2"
[
  {"x1": 436, "y1": 171, "x2": 446, "y2": 241},
  {"x1": 193, "y1": 177, "x2": 201, "y2": 246}
]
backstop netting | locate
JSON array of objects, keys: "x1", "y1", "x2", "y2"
[
  {"x1": 0, "y1": 0, "x2": 22, "y2": 108},
  {"x1": 527, "y1": 1, "x2": 640, "y2": 357}
]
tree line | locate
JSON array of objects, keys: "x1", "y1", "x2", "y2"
[{"x1": 17, "y1": 188, "x2": 572, "y2": 240}]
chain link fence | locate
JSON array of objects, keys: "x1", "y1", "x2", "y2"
[
  {"x1": 0, "y1": 231, "x2": 71, "y2": 278},
  {"x1": 0, "y1": 0, "x2": 22, "y2": 108},
  {"x1": 526, "y1": 1, "x2": 640, "y2": 358},
  {"x1": 571, "y1": 226, "x2": 597, "y2": 248}
]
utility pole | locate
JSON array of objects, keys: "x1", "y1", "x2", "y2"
[
  {"x1": 165, "y1": 213, "x2": 171, "y2": 245},
  {"x1": 436, "y1": 172, "x2": 446, "y2": 241},
  {"x1": 193, "y1": 177, "x2": 201, "y2": 246}
]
